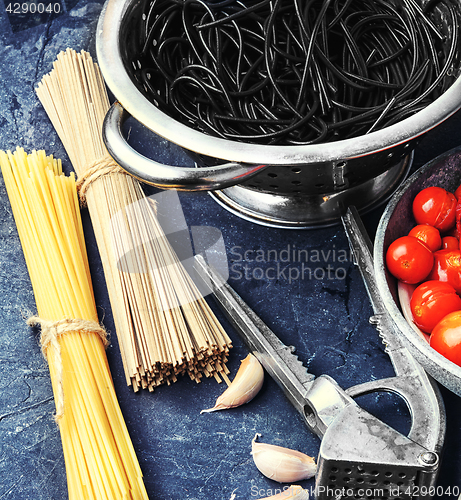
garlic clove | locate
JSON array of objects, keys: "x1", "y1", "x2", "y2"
[
  {"x1": 257, "y1": 485, "x2": 310, "y2": 499},
  {"x1": 251, "y1": 434, "x2": 317, "y2": 483},
  {"x1": 201, "y1": 353, "x2": 264, "y2": 413}
]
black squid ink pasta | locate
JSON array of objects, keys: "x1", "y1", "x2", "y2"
[{"x1": 129, "y1": 0, "x2": 461, "y2": 145}]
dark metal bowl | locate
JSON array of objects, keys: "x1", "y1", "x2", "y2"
[{"x1": 374, "y1": 146, "x2": 461, "y2": 396}]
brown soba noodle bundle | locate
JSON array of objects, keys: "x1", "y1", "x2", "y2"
[{"x1": 36, "y1": 49, "x2": 233, "y2": 391}]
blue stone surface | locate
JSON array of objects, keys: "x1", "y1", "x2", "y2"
[{"x1": 1, "y1": 2, "x2": 461, "y2": 499}]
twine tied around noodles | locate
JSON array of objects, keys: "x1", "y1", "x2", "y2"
[
  {"x1": 76, "y1": 154, "x2": 129, "y2": 204},
  {"x1": 26, "y1": 316, "x2": 109, "y2": 422}
]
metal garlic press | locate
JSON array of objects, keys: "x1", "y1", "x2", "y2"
[{"x1": 194, "y1": 206, "x2": 446, "y2": 500}]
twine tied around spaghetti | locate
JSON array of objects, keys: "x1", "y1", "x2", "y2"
[
  {"x1": 26, "y1": 316, "x2": 109, "y2": 422},
  {"x1": 76, "y1": 154, "x2": 129, "y2": 204}
]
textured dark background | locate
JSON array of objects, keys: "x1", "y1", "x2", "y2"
[{"x1": 1, "y1": 1, "x2": 461, "y2": 499}]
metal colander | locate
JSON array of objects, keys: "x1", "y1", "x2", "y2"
[{"x1": 96, "y1": 0, "x2": 461, "y2": 227}]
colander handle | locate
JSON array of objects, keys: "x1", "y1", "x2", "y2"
[{"x1": 102, "y1": 102, "x2": 268, "y2": 191}]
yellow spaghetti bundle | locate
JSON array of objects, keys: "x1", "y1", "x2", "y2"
[{"x1": 0, "y1": 147, "x2": 149, "y2": 500}]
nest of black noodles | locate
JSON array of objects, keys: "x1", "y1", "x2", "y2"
[{"x1": 129, "y1": 0, "x2": 461, "y2": 145}]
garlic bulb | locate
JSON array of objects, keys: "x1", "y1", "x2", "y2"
[
  {"x1": 201, "y1": 353, "x2": 264, "y2": 413},
  {"x1": 251, "y1": 434, "x2": 317, "y2": 483},
  {"x1": 257, "y1": 485, "x2": 310, "y2": 499}
]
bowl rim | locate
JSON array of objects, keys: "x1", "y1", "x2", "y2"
[
  {"x1": 96, "y1": 0, "x2": 461, "y2": 166},
  {"x1": 374, "y1": 145, "x2": 461, "y2": 396}
]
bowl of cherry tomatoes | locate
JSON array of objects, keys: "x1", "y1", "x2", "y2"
[{"x1": 374, "y1": 145, "x2": 461, "y2": 396}]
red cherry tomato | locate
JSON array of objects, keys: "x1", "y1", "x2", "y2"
[
  {"x1": 430, "y1": 310, "x2": 461, "y2": 366},
  {"x1": 429, "y1": 249, "x2": 461, "y2": 293},
  {"x1": 455, "y1": 184, "x2": 461, "y2": 200},
  {"x1": 412, "y1": 186, "x2": 456, "y2": 232},
  {"x1": 386, "y1": 236, "x2": 434, "y2": 284},
  {"x1": 442, "y1": 236, "x2": 459, "y2": 250},
  {"x1": 410, "y1": 280, "x2": 461, "y2": 333},
  {"x1": 408, "y1": 224, "x2": 441, "y2": 252}
]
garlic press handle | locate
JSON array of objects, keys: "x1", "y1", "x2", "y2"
[
  {"x1": 341, "y1": 206, "x2": 446, "y2": 455},
  {"x1": 195, "y1": 254, "x2": 444, "y2": 499},
  {"x1": 194, "y1": 254, "x2": 355, "y2": 438},
  {"x1": 345, "y1": 372, "x2": 446, "y2": 455}
]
